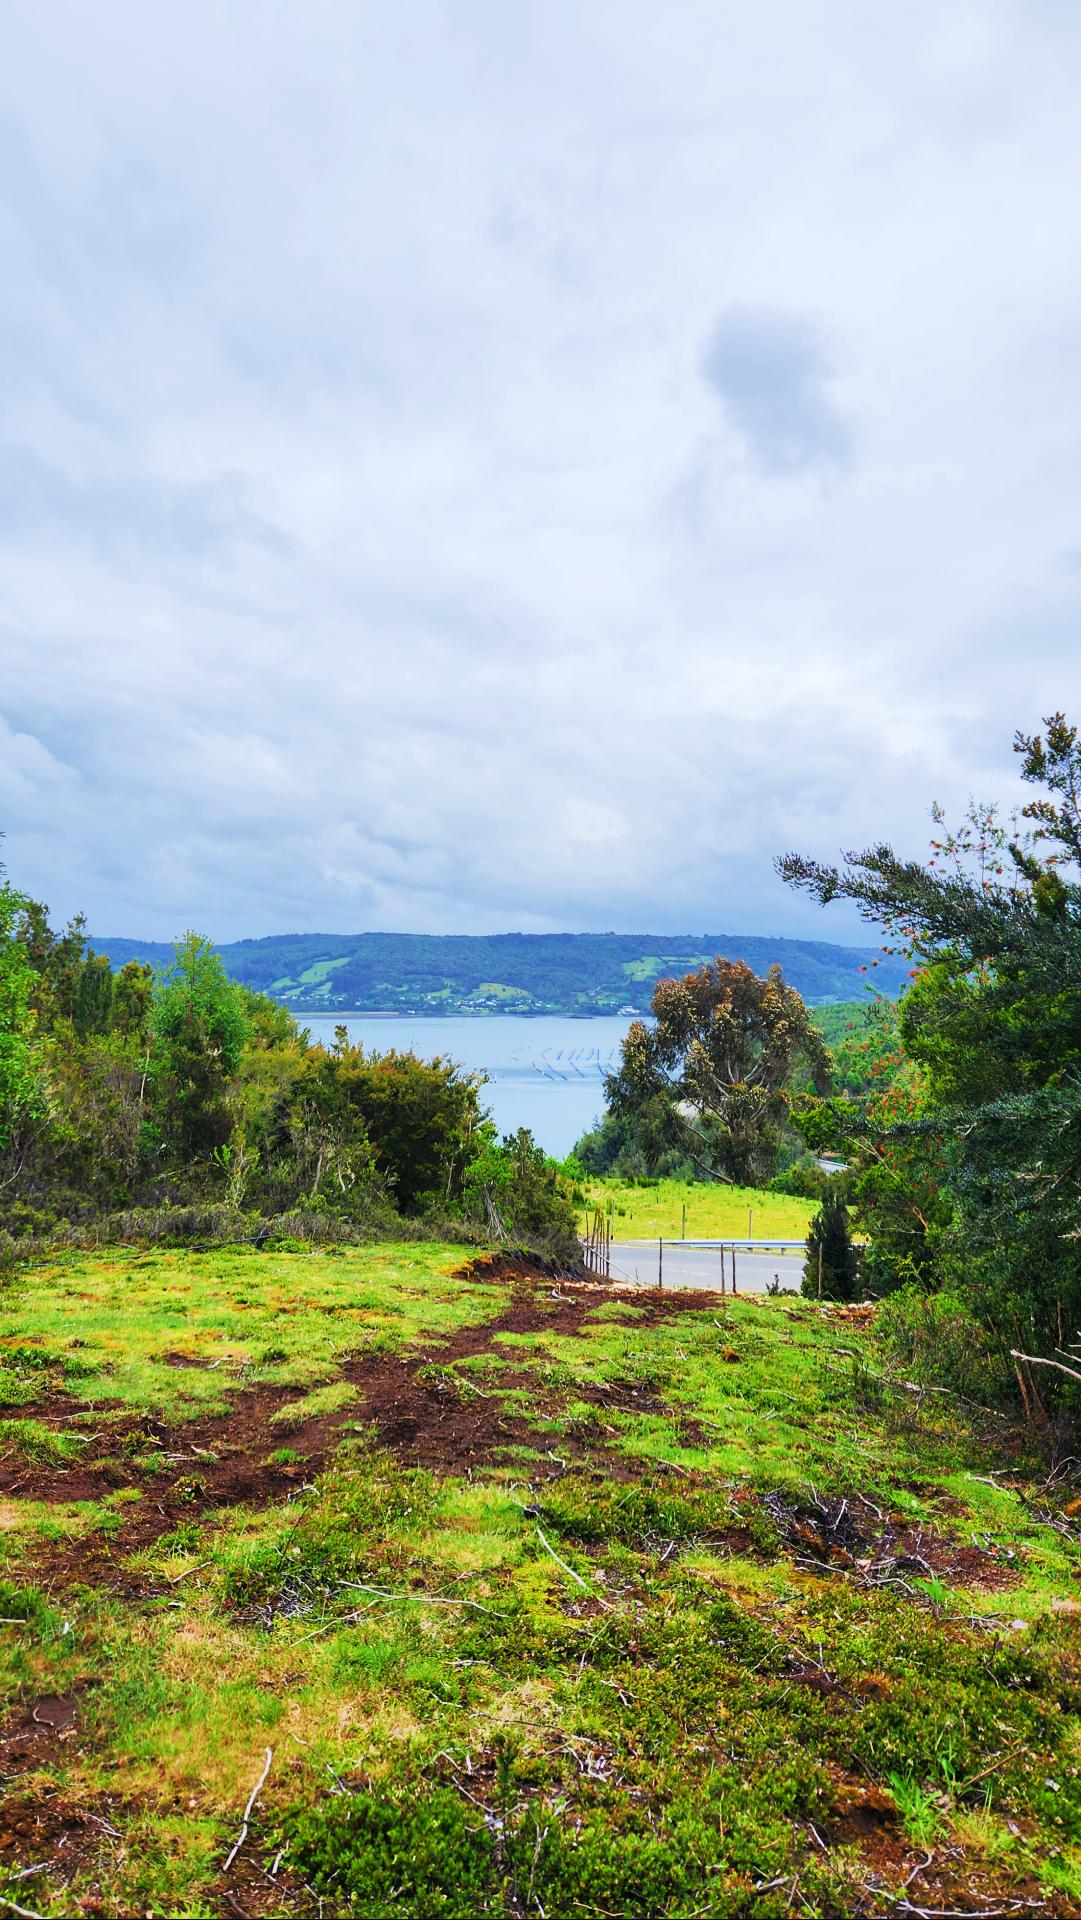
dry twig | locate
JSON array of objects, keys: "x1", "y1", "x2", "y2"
[
  {"x1": 223, "y1": 1746, "x2": 274, "y2": 1873},
  {"x1": 535, "y1": 1526, "x2": 590, "y2": 1591}
]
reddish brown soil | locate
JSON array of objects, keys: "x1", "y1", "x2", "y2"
[
  {"x1": 0, "y1": 1261, "x2": 1068, "y2": 1917},
  {"x1": 2, "y1": 1271, "x2": 1023, "y2": 1610},
  {"x1": 824, "y1": 1779, "x2": 900, "y2": 1850},
  {"x1": 0, "y1": 1786, "x2": 117, "y2": 1909},
  {"x1": 207, "y1": 1853, "x2": 311, "y2": 1920},
  {"x1": 3, "y1": 1277, "x2": 705, "y2": 1598},
  {"x1": 0, "y1": 1772, "x2": 311, "y2": 1919},
  {"x1": 0, "y1": 1690, "x2": 82, "y2": 1769},
  {"x1": 339, "y1": 1346, "x2": 563, "y2": 1473}
]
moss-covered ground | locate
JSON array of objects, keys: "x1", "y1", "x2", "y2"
[{"x1": 0, "y1": 1244, "x2": 1078, "y2": 1915}]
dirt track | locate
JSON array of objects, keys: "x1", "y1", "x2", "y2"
[{"x1": 6, "y1": 1263, "x2": 722, "y2": 1593}]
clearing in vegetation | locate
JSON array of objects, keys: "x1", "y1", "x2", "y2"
[
  {"x1": 582, "y1": 1175, "x2": 815, "y2": 1243},
  {"x1": 0, "y1": 1244, "x2": 1078, "y2": 1916}
]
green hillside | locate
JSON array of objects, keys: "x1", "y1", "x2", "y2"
[{"x1": 90, "y1": 930, "x2": 906, "y2": 1015}]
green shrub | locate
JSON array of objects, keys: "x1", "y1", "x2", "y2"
[
  {"x1": 280, "y1": 1787, "x2": 497, "y2": 1917},
  {"x1": 220, "y1": 1452, "x2": 432, "y2": 1608},
  {"x1": 535, "y1": 1472, "x2": 739, "y2": 1549},
  {"x1": 801, "y1": 1191, "x2": 859, "y2": 1301},
  {"x1": 770, "y1": 1154, "x2": 852, "y2": 1202},
  {"x1": 875, "y1": 1286, "x2": 1014, "y2": 1408},
  {"x1": 460, "y1": 1127, "x2": 580, "y2": 1256}
]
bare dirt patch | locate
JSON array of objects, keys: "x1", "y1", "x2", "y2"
[
  {"x1": 339, "y1": 1346, "x2": 562, "y2": 1474},
  {"x1": 3, "y1": 1274, "x2": 1024, "y2": 1615},
  {"x1": 12, "y1": 1275, "x2": 687, "y2": 1591},
  {"x1": 0, "y1": 1690, "x2": 83, "y2": 1771},
  {"x1": 0, "y1": 1787, "x2": 113, "y2": 1905},
  {"x1": 456, "y1": 1255, "x2": 741, "y2": 1329}
]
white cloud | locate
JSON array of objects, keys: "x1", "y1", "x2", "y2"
[{"x1": 0, "y1": 0, "x2": 1075, "y2": 942}]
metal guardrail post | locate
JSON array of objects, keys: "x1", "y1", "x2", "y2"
[{"x1": 658, "y1": 1236, "x2": 663, "y2": 1290}]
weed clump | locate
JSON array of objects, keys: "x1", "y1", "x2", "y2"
[
  {"x1": 0, "y1": 1418, "x2": 85, "y2": 1465},
  {"x1": 504, "y1": 1802, "x2": 783, "y2": 1919},
  {"x1": 280, "y1": 1787, "x2": 496, "y2": 1917},
  {"x1": 535, "y1": 1473, "x2": 740, "y2": 1549}
]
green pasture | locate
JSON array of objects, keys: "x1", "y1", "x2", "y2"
[
  {"x1": 582, "y1": 1174, "x2": 816, "y2": 1241},
  {"x1": 0, "y1": 1242, "x2": 493, "y2": 1422}
]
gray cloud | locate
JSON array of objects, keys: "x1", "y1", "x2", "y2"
[
  {"x1": 0, "y1": 446, "x2": 289, "y2": 560},
  {"x1": 701, "y1": 308, "x2": 853, "y2": 475},
  {"x1": 0, "y1": 0, "x2": 1075, "y2": 945}
]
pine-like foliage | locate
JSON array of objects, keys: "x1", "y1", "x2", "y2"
[
  {"x1": 802, "y1": 1190, "x2": 859, "y2": 1301},
  {"x1": 780, "y1": 713, "x2": 1081, "y2": 1413}
]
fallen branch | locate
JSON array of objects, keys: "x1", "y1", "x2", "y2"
[
  {"x1": 0, "y1": 1895, "x2": 48, "y2": 1920},
  {"x1": 902, "y1": 1851, "x2": 934, "y2": 1888},
  {"x1": 1011, "y1": 1349, "x2": 1081, "y2": 1385},
  {"x1": 955, "y1": 1741, "x2": 1026, "y2": 1794},
  {"x1": 535, "y1": 1526, "x2": 589, "y2": 1591},
  {"x1": 165, "y1": 1560, "x2": 212, "y2": 1586},
  {"x1": 223, "y1": 1746, "x2": 274, "y2": 1873},
  {"x1": 338, "y1": 1581, "x2": 504, "y2": 1615}
]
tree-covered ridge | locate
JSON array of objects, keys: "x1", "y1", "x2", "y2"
[{"x1": 88, "y1": 928, "x2": 909, "y2": 1015}]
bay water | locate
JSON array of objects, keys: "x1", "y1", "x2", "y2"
[{"x1": 300, "y1": 1013, "x2": 634, "y2": 1158}]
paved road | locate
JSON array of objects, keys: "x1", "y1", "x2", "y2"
[{"x1": 605, "y1": 1242, "x2": 806, "y2": 1295}]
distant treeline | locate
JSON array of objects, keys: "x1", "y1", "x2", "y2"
[{"x1": 89, "y1": 929, "x2": 910, "y2": 1016}]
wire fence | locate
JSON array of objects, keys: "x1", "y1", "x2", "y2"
[{"x1": 582, "y1": 1231, "x2": 808, "y2": 1295}]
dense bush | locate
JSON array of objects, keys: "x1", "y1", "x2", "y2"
[
  {"x1": 0, "y1": 872, "x2": 577, "y2": 1261},
  {"x1": 572, "y1": 1097, "x2": 703, "y2": 1180},
  {"x1": 782, "y1": 712, "x2": 1081, "y2": 1420},
  {"x1": 461, "y1": 1127, "x2": 579, "y2": 1251},
  {"x1": 769, "y1": 1153, "x2": 848, "y2": 1202},
  {"x1": 875, "y1": 1286, "x2": 1016, "y2": 1410},
  {"x1": 801, "y1": 1191, "x2": 860, "y2": 1301}
]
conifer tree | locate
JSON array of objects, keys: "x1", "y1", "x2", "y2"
[{"x1": 801, "y1": 1189, "x2": 859, "y2": 1301}]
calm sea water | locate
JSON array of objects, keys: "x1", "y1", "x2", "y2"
[{"x1": 300, "y1": 1013, "x2": 635, "y2": 1158}]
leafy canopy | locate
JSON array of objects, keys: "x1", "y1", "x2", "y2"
[
  {"x1": 606, "y1": 958, "x2": 830, "y2": 1185},
  {"x1": 151, "y1": 932, "x2": 253, "y2": 1158},
  {"x1": 0, "y1": 855, "x2": 41, "y2": 1148}
]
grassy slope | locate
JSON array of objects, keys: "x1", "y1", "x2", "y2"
[
  {"x1": 0, "y1": 1247, "x2": 1078, "y2": 1915},
  {"x1": 582, "y1": 1175, "x2": 816, "y2": 1241}
]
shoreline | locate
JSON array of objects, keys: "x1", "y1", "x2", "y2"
[{"x1": 293, "y1": 1008, "x2": 641, "y2": 1020}]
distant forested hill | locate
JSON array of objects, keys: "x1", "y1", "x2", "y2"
[{"x1": 90, "y1": 930, "x2": 908, "y2": 1015}]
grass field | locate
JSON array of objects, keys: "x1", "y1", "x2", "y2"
[
  {"x1": 0, "y1": 1243, "x2": 1079, "y2": 1915},
  {"x1": 582, "y1": 1175, "x2": 816, "y2": 1241}
]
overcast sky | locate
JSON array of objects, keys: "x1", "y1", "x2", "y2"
[{"x1": 1, "y1": 1, "x2": 1078, "y2": 944}]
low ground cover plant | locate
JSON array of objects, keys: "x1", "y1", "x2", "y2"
[{"x1": 0, "y1": 1245, "x2": 1077, "y2": 1914}]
